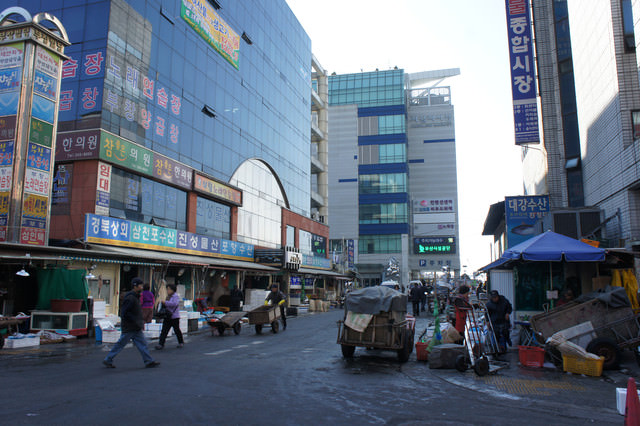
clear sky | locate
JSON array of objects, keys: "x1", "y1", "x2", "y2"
[{"x1": 286, "y1": 0, "x2": 526, "y2": 274}]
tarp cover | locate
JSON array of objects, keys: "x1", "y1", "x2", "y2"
[
  {"x1": 36, "y1": 268, "x2": 89, "y2": 311},
  {"x1": 573, "y1": 285, "x2": 631, "y2": 309},
  {"x1": 345, "y1": 286, "x2": 407, "y2": 315},
  {"x1": 500, "y1": 230, "x2": 605, "y2": 262}
]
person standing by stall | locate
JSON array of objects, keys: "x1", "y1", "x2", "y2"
[
  {"x1": 486, "y1": 290, "x2": 513, "y2": 353},
  {"x1": 155, "y1": 284, "x2": 184, "y2": 350},
  {"x1": 140, "y1": 283, "x2": 154, "y2": 324},
  {"x1": 453, "y1": 285, "x2": 471, "y2": 335},
  {"x1": 265, "y1": 284, "x2": 287, "y2": 330},
  {"x1": 103, "y1": 277, "x2": 159, "y2": 368}
]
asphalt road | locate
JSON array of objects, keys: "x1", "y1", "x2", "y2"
[{"x1": 0, "y1": 309, "x2": 623, "y2": 425}]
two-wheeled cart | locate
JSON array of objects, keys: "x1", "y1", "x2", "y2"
[
  {"x1": 207, "y1": 311, "x2": 245, "y2": 337},
  {"x1": 337, "y1": 286, "x2": 415, "y2": 362},
  {"x1": 455, "y1": 300, "x2": 508, "y2": 376},
  {"x1": 248, "y1": 305, "x2": 281, "y2": 334}
]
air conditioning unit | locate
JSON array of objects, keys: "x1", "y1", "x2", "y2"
[{"x1": 539, "y1": 208, "x2": 602, "y2": 239}]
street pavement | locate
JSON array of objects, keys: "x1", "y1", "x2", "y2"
[{"x1": 0, "y1": 308, "x2": 630, "y2": 425}]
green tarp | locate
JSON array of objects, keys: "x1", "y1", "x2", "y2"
[{"x1": 36, "y1": 268, "x2": 89, "y2": 311}]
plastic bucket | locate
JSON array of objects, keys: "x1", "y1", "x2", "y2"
[{"x1": 416, "y1": 341, "x2": 430, "y2": 361}]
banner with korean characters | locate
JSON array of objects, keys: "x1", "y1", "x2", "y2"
[
  {"x1": 20, "y1": 142, "x2": 52, "y2": 245},
  {"x1": 505, "y1": 0, "x2": 540, "y2": 144},
  {"x1": 84, "y1": 213, "x2": 255, "y2": 261},
  {"x1": 0, "y1": 140, "x2": 14, "y2": 240},
  {"x1": 505, "y1": 195, "x2": 550, "y2": 248},
  {"x1": 96, "y1": 162, "x2": 111, "y2": 216},
  {"x1": 55, "y1": 129, "x2": 100, "y2": 161},
  {"x1": 100, "y1": 130, "x2": 152, "y2": 175},
  {"x1": 194, "y1": 173, "x2": 242, "y2": 206}
]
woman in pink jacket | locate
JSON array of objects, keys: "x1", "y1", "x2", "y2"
[{"x1": 155, "y1": 284, "x2": 184, "y2": 350}]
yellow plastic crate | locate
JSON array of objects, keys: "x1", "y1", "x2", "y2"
[{"x1": 562, "y1": 354, "x2": 605, "y2": 377}]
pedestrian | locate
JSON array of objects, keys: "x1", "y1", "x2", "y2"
[
  {"x1": 409, "y1": 283, "x2": 422, "y2": 317},
  {"x1": 103, "y1": 277, "x2": 160, "y2": 368},
  {"x1": 453, "y1": 285, "x2": 471, "y2": 335},
  {"x1": 140, "y1": 282, "x2": 154, "y2": 324},
  {"x1": 420, "y1": 282, "x2": 428, "y2": 312},
  {"x1": 155, "y1": 283, "x2": 184, "y2": 350},
  {"x1": 485, "y1": 290, "x2": 513, "y2": 353},
  {"x1": 265, "y1": 283, "x2": 287, "y2": 330}
]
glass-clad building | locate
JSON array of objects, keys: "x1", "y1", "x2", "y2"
[
  {"x1": 328, "y1": 68, "x2": 461, "y2": 287},
  {"x1": 11, "y1": 0, "x2": 313, "y2": 243}
]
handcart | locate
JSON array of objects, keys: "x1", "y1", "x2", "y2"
[
  {"x1": 336, "y1": 286, "x2": 415, "y2": 362},
  {"x1": 248, "y1": 305, "x2": 281, "y2": 334},
  {"x1": 455, "y1": 300, "x2": 509, "y2": 376},
  {"x1": 207, "y1": 311, "x2": 245, "y2": 337},
  {"x1": 0, "y1": 316, "x2": 30, "y2": 349},
  {"x1": 531, "y1": 287, "x2": 640, "y2": 370}
]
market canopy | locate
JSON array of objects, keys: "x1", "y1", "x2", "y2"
[{"x1": 500, "y1": 230, "x2": 605, "y2": 262}]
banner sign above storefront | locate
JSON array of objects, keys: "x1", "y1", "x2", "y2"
[
  {"x1": 505, "y1": 195, "x2": 549, "y2": 248},
  {"x1": 505, "y1": 0, "x2": 540, "y2": 144},
  {"x1": 194, "y1": 173, "x2": 242, "y2": 206},
  {"x1": 84, "y1": 213, "x2": 254, "y2": 261},
  {"x1": 301, "y1": 253, "x2": 331, "y2": 270}
]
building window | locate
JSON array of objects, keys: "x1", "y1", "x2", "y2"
[
  {"x1": 359, "y1": 173, "x2": 406, "y2": 194},
  {"x1": 109, "y1": 167, "x2": 187, "y2": 230},
  {"x1": 196, "y1": 196, "x2": 231, "y2": 239},
  {"x1": 299, "y1": 230, "x2": 312, "y2": 254},
  {"x1": 622, "y1": 0, "x2": 636, "y2": 52},
  {"x1": 359, "y1": 235, "x2": 401, "y2": 254},
  {"x1": 286, "y1": 225, "x2": 296, "y2": 247},
  {"x1": 359, "y1": 203, "x2": 408, "y2": 224},
  {"x1": 379, "y1": 144, "x2": 406, "y2": 163},
  {"x1": 632, "y1": 111, "x2": 640, "y2": 140},
  {"x1": 378, "y1": 115, "x2": 406, "y2": 134}
]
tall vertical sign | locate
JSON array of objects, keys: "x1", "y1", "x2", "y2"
[
  {"x1": 0, "y1": 8, "x2": 70, "y2": 244},
  {"x1": 505, "y1": 0, "x2": 540, "y2": 145}
]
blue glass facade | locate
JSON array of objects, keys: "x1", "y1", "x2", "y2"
[
  {"x1": 329, "y1": 69, "x2": 408, "y2": 253},
  {"x1": 16, "y1": 0, "x2": 312, "y2": 216}
]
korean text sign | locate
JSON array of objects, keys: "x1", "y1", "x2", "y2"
[
  {"x1": 84, "y1": 213, "x2": 254, "y2": 261},
  {"x1": 505, "y1": 195, "x2": 550, "y2": 247},
  {"x1": 181, "y1": 0, "x2": 240, "y2": 69},
  {"x1": 505, "y1": 0, "x2": 540, "y2": 144}
]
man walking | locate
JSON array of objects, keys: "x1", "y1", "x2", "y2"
[
  {"x1": 410, "y1": 283, "x2": 422, "y2": 317},
  {"x1": 103, "y1": 277, "x2": 160, "y2": 368},
  {"x1": 265, "y1": 283, "x2": 287, "y2": 330},
  {"x1": 486, "y1": 290, "x2": 513, "y2": 353}
]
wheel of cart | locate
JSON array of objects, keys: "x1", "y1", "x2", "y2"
[
  {"x1": 248, "y1": 305, "x2": 281, "y2": 335},
  {"x1": 207, "y1": 311, "x2": 245, "y2": 337}
]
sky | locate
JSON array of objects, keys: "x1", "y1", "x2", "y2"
[{"x1": 286, "y1": 0, "x2": 526, "y2": 274}]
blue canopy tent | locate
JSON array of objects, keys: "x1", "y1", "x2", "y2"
[{"x1": 492, "y1": 231, "x2": 605, "y2": 309}]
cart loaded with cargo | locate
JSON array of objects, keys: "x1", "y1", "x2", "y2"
[
  {"x1": 337, "y1": 286, "x2": 415, "y2": 362},
  {"x1": 529, "y1": 286, "x2": 640, "y2": 372}
]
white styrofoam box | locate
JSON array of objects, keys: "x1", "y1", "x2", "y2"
[
  {"x1": 5, "y1": 335, "x2": 40, "y2": 349},
  {"x1": 617, "y1": 387, "x2": 640, "y2": 415},
  {"x1": 188, "y1": 312, "x2": 200, "y2": 319},
  {"x1": 144, "y1": 330, "x2": 160, "y2": 340},
  {"x1": 179, "y1": 310, "x2": 188, "y2": 318},
  {"x1": 93, "y1": 300, "x2": 107, "y2": 318},
  {"x1": 102, "y1": 330, "x2": 121, "y2": 343},
  {"x1": 145, "y1": 323, "x2": 162, "y2": 332}
]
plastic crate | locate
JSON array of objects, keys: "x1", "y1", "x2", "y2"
[
  {"x1": 562, "y1": 354, "x2": 604, "y2": 377},
  {"x1": 415, "y1": 341, "x2": 430, "y2": 361},
  {"x1": 518, "y1": 345, "x2": 545, "y2": 368}
]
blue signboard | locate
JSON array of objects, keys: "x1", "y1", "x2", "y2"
[
  {"x1": 302, "y1": 253, "x2": 332, "y2": 270},
  {"x1": 347, "y1": 239, "x2": 355, "y2": 269},
  {"x1": 0, "y1": 67, "x2": 21, "y2": 91},
  {"x1": 505, "y1": 0, "x2": 539, "y2": 144},
  {"x1": 31, "y1": 94, "x2": 55, "y2": 124},
  {"x1": 0, "y1": 91, "x2": 19, "y2": 116},
  {"x1": 84, "y1": 213, "x2": 254, "y2": 261},
  {"x1": 505, "y1": 195, "x2": 550, "y2": 247},
  {"x1": 33, "y1": 70, "x2": 57, "y2": 99}
]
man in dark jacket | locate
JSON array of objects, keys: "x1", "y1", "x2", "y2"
[
  {"x1": 103, "y1": 277, "x2": 160, "y2": 368},
  {"x1": 485, "y1": 290, "x2": 513, "y2": 353},
  {"x1": 265, "y1": 284, "x2": 287, "y2": 330},
  {"x1": 409, "y1": 283, "x2": 422, "y2": 317}
]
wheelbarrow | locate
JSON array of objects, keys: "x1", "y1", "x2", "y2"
[
  {"x1": 248, "y1": 305, "x2": 281, "y2": 334},
  {"x1": 207, "y1": 311, "x2": 245, "y2": 337}
]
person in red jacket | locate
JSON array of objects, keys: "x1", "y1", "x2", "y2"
[{"x1": 453, "y1": 285, "x2": 471, "y2": 335}]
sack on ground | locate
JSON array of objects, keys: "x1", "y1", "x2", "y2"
[{"x1": 442, "y1": 326, "x2": 461, "y2": 344}]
